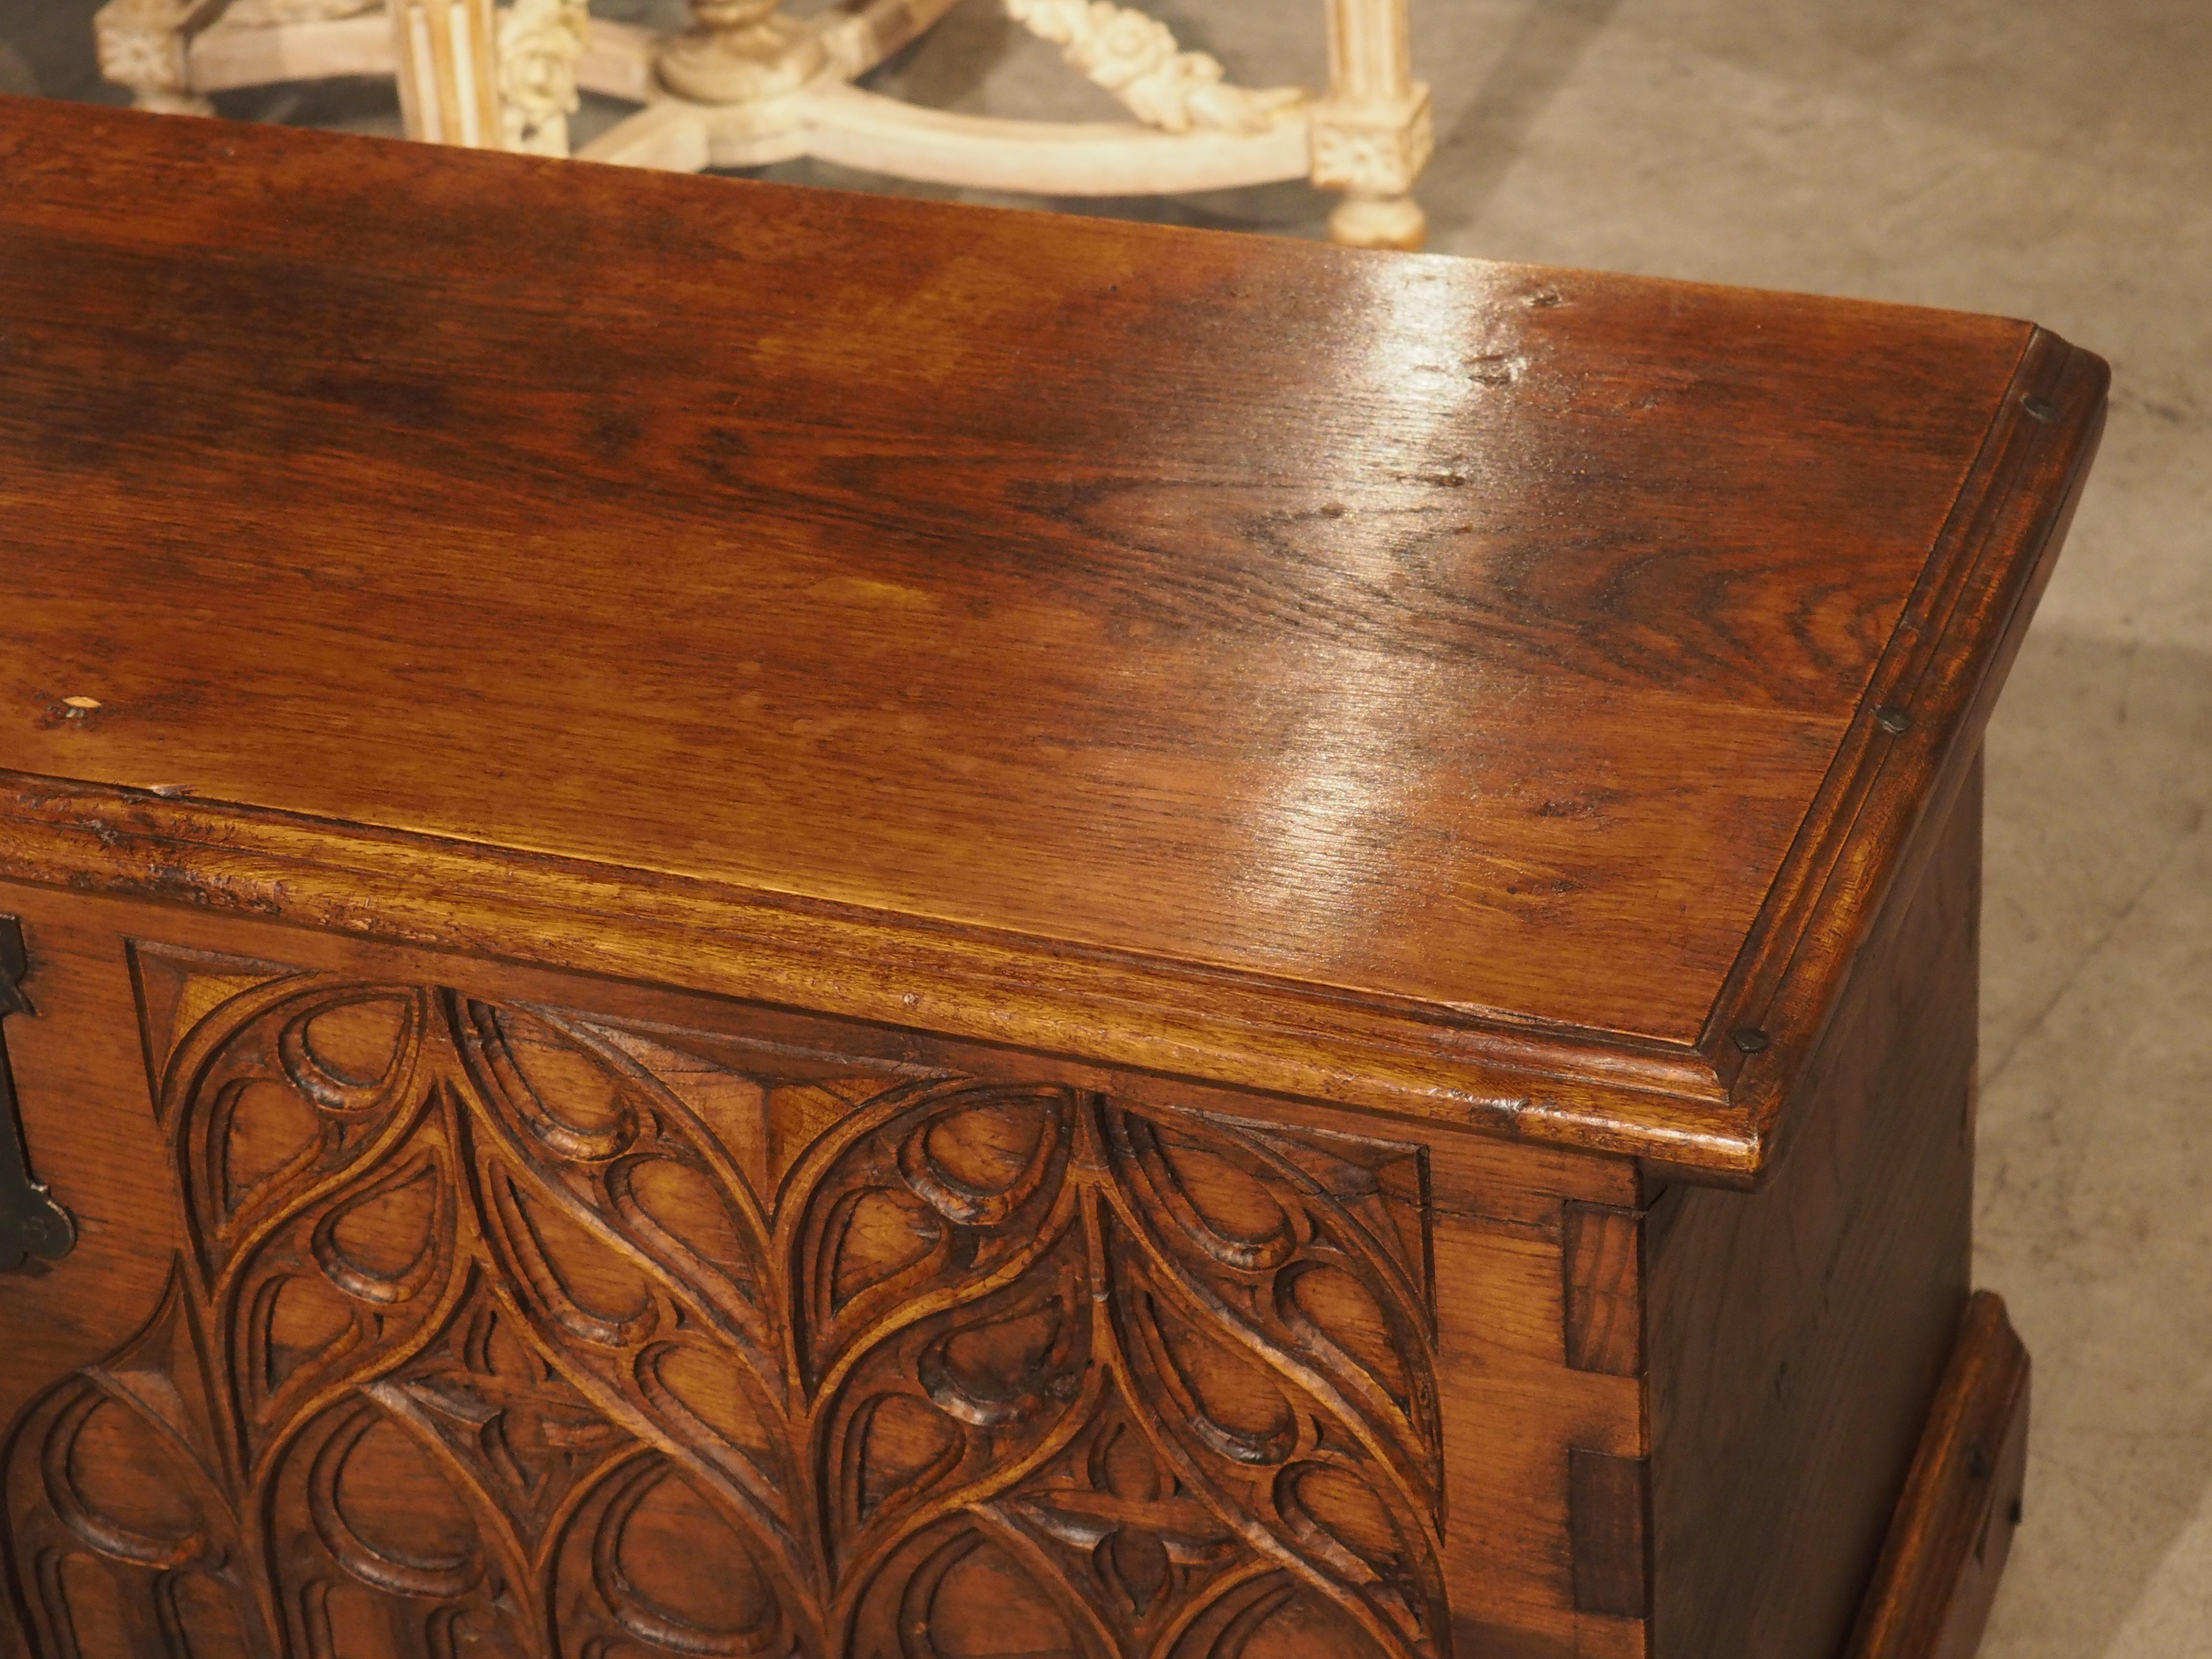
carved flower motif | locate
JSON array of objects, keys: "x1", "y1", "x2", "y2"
[
  {"x1": 1076, "y1": 3, "x2": 1176, "y2": 87},
  {"x1": 1123, "y1": 49, "x2": 1224, "y2": 132},
  {"x1": 94, "y1": 18, "x2": 188, "y2": 92},
  {"x1": 496, "y1": 0, "x2": 587, "y2": 155},
  {"x1": 1311, "y1": 97, "x2": 1436, "y2": 194},
  {"x1": 1002, "y1": 0, "x2": 1305, "y2": 134}
]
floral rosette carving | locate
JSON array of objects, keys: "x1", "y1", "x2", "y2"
[{"x1": 496, "y1": 0, "x2": 588, "y2": 156}]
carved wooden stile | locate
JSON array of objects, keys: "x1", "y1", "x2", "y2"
[{"x1": 1, "y1": 945, "x2": 1444, "y2": 1659}]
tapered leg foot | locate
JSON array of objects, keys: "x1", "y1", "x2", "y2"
[
  {"x1": 1328, "y1": 192, "x2": 1427, "y2": 251},
  {"x1": 134, "y1": 89, "x2": 218, "y2": 114}
]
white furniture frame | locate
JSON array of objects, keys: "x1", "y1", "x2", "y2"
[{"x1": 93, "y1": 0, "x2": 1434, "y2": 247}]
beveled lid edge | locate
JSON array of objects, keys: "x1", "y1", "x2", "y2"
[
  {"x1": 1708, "y1": 327, "x2": 2110, "y2": 1180},
  {"x1": 0, "y1": 769, "x2": 1757, "y2": 1172}
]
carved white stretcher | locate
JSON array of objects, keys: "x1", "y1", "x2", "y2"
[{"x1": 92, "y1": 0, "x2": 1434, "y2": 248}]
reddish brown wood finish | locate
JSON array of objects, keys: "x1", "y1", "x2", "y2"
[
  {"x1": 1645, "y1": 757, "x2": 1984, "y2": 1659},
  {"x1": 1568, "y1": 1450, "x2": 1649, "y2": 1621},
  {"x1": 1845, "y1": 1293, "x2": 2031, "y2": 1659},
  {"x1": 0, "y1": 100, "x2": 2103, "y2": 1181},
  {"x1": 0, "y1": 101, "x2": 2101, "y2": 1659},
  {"x1": 1561, "y1": 1205, "x2": 1641, "y2": 1379},
  {"x1": 0, "y1": 886, "x2": 1637, "y2": 1659}
]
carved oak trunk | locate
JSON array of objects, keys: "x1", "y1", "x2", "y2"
[{"x1": 0, "y1": 102, "x2": 2102, "y2": 1659}]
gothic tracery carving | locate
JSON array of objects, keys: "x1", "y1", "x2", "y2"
[{"x1": 3, "y1": 949, "x2": 1444, "y2": 1658}]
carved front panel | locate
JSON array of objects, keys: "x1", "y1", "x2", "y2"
[{"x1": 2, "y1": 945, "x2": 1444, "y2": 1659}]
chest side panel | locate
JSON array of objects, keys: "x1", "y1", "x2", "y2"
[{"x1": 1644, "y1": 757, "x2": 1984, "y2": 1659}]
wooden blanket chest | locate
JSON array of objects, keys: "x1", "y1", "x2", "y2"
[{"x1": 0, "y1": 100, "x2": 2104, "y2": 1659}]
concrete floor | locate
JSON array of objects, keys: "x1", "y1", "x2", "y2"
[{"x1": 7, "y1": 0, "x2": 2211, "y2": 1652}]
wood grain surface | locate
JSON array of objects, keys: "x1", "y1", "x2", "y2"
[
  {"x1": 1844, "y1": 1291, "x2": 2031, "y2": 1659},
  {"x1": 0, "y1": 101, "x2": 2105, "y2": 1179},
  {"x1": 1560, "y1": 1204, "x2": 1640, "y2": 1378},
  {"x1": 1644, "y1": 756, "x2": 1984, "y2": 1658}
]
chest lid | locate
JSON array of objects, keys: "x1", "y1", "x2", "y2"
[{"x1": 0, "y1": 102, "x2": 2104, "y2": 1183}]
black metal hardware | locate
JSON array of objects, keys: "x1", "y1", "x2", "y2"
[{"x1": 0, "y1": 919, "x2": 74, "y2": 1269}]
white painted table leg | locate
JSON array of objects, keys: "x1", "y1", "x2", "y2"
[
  {"x1": 94, "y1": 0, "x2": 231, "y2": 115},
  {"x1": 1313, "y1": 0, "x2": 1432, "y2": 250},
  {"x1": 389, "y1": 0, "x2": 504, "y2": 146},
  {"x1": 388, "y1": 0, "x2": 587, "y2": 156}
]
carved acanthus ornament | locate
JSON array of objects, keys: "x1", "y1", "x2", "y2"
[
  {"x1": 495, "y1": 0, "x2": 589, "y2": 155},
  {"x1": 1001, "y1": 0, "x2": 1305, "y2": 135}
]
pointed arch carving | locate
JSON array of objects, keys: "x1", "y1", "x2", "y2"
[{"x1": 3, "y1": 945, "x2": 1445, "y2": 1658}]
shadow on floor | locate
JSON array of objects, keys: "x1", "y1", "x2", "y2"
[
  {"x1": 1428, "y1": 0, "x2": 1629, "y2": 243},
  {"x1": 1978, "y1": 627, "x2": 2212, "y2": 1659}
]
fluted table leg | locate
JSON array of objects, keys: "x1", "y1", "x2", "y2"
[
  {"x1": 388, "y1": 0, "x2": 503, "y2": 144},
  {"x1": 1313, "y1": 0, "x2": 1432, "y2": 250}
]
